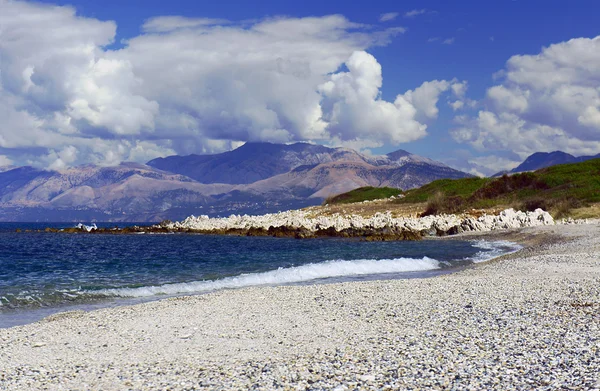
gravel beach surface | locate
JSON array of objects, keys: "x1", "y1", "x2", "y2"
[{"x1": 1, "y1": 224, "x2": 599, "y2": 390}]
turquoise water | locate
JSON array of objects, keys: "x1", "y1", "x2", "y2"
[{"x1": 0, "y1": 223, "x2": 520, "y2": 328}]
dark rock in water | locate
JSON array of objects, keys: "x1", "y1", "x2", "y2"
[
  {"x1": 30, "y1": 221, "x2": 424, "y2": 241},
  {"x1": 447, "y1": 225, "x2": 464, "y2": 235},
  {"x1": 246, "y1": 227, "x2": 268, "y2": 236},
  {"x1": 315, "y1": 226, "x2": 339, "y2": 237}
]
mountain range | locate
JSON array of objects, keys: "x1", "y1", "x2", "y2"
[
  {"x1": 494, "y1": 151, "x2": 600, "y2": 176},
  {"x1": 0, "y1": 142, "x2": 471, "y2": 222}
]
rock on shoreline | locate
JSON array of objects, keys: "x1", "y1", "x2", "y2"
[
  {"x1": 34, "y1": 208, "x2": 556, "y2": 240},
  {"x1": 159, "y1": 207, "x2": 555, "y2": 238}
]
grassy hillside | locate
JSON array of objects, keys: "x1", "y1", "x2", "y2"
[
  {"x1": 326, "y1": 187, "x2": 402, "y2": 205},
  {"x1": 397, "y1": 158, "x2": 600, "y2": 217}
]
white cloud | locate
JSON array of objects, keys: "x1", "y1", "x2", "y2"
[
  {"x1": 402, "y1": 79, "x2": 468, "y2": 121},
  {"x1": 451, "y1": 82, "x2": 467, "y2": 98},
  {"x1": 0, "y1": 0, "x2": 164, "y2": 165},
  {"x1": 427, "y1": 37, "x2": 440, "y2": 43},
  {"x1": 318, "y1": 51, "x2": 427, "y2": 145},
  {"x1": 404, "y1": 9, "x2": 427, "y2": 18},
  {"x1": 452, "y1": 35, "x2": 600, "y2": 159},
  {"x1": 470, "y1": 155, "x2": 521, "y2": 175},
  {"x1": 442, "y1": 38, "x2": 455, "y2": 45},
  {"x1": 0, "y1": 2, "x2": 417, "y2": 168},
  {"x1": 379, "y1": 12, "x2": 398, "y2": 22},
  {"x1": 402, "y1": 80, "x2": 451, "y2": 121},
  {"x1": 486, "y1": 85, "x2": 529, "y2": 113},
  {"x1": 46, "y1": 145, "x2": 78, "y2": 171},
  {"x1": 449, "y1": 100, "x2": 464, "y2": 111},
  {"x1": 439, "y1": 149, "x2": 521, "y2": 177},
  {"x1": 0, "y1": 155, "x2": 13, "y2": 166}
]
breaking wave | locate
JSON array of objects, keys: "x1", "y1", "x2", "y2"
[
  {"x1": 92, "y1": 256, "x2": 441, "y2": 298},
  {"x1": 469, "y1": 240, "x2": 523, "y2": 263}
]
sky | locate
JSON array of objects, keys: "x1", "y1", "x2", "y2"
[{"x1": 0, "y1": 0, "x2": 599, "y2": 176}]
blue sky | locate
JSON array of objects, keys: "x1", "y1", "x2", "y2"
[{"x1": 1, "y1": 0, "x2": 600, "y2": 175}]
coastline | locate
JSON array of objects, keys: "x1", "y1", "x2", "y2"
[
  {"x1": 1, "y1": 224, "x2": 599, "y2": 389},
  {"x1": 34, "y1": 207, "x2": 556, "y2": 241}
]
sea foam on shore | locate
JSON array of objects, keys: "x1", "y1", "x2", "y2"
[{"x1": 93, "y1": 256, "x2": 441, "y2": 298}]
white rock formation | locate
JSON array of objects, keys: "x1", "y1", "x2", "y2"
[{"x1": 163, "y1": 208, "x2": 555, "y2": 235}]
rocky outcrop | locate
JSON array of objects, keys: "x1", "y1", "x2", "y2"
[
  {"x1": 161, "y1": 208, "x2": 555, "y2": 238},
  {"x1": 34, "y1": 208, "x2": 555, "y2": 240}
]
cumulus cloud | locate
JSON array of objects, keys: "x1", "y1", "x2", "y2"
[
  {"x1": 0, "y1": 1, "x2": 420, "y2": 168},
  {"x1": 402, "y1": 80, "x2": 450, "y2": 121},
  {"x1": 401, "y1": 79, "x2": 469, "y2": 122},
  {"x1": 442, "y1": 38, "x2": 455, "y2": 45},
  {"x1": 379, "y1": 12, "x2": 398, "y2": 22},
  {"x1": 439, "y1": 149, "x2": 521, "y2": 177},
  {"x1": 469, "y1": 155, "x2": 520, "y2": 174},
  {"x1": 451, "y1": 35, "x2": 600, "y2": 166},
  {"x1": 318, "y1": 51, "x2": 427, "y2": 147},
  {"x1": 0, "y1": 0, "x2": 169, "y2": 166},
  {"x1": 460, "y1": 155, "x2": 521, "y2": 177}
]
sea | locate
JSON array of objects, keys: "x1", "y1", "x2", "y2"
[{"x1": 0, "y1": 222, "x2": 521, "y2": 328}]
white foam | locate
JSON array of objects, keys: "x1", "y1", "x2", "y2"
[
  {"x1": 75, "y1": 223, "x2": 97, "y2": 232},
  {"x1": 469, "y1": 240, "x2": 522, "y2": 263},
  {"x1": 93, "y1": 257, "x2": 441, "y2": 298}
]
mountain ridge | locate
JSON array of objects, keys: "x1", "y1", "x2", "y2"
[
  {"x1": 0, "y1": 143, "x2": 471, "y2": 222},
  {"x1": 494, "y1": 150, "x2": 600, "y2": 176}
]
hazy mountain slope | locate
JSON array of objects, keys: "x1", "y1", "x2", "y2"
[
  {"x1": 0, "y1": 143, "x2": 472, "y2": 221},
  {"x1": 0, "y1": 164, "x2": 234, "y2": 221},
  {"x1": 147, "y1": 142, "x2": 367, "y2": 184},
  {"x1": 241, "y1": 159, "x2": 471, "y2": 200},
  {"x1": 495, "y1": 151, "x2": 600, "y2": 176},
  {"x1": 147, "y1": 142, "x2": 456, "y2": 185},
  {"x1": 512, "y1": 151, "x2": 579, "y2": 172}
]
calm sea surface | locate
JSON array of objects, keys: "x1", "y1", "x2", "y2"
[{"x1": 0, "y1": 222, "x2": 520, "y2": 328}]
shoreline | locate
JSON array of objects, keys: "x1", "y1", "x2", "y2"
[
  {"x1": 0, "y1": 235, "x2": 514, "y2": 329},
  {"x1": 1, "y1": 224, "x2": 599, "y2": 389},
  {"x1": 31, "y1": 207, "x2": 557, "y2": 242}
]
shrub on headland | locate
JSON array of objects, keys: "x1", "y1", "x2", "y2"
[
  {"x1": 420, "y1": 192, "x2": 466, "y2": 217},
  {"x1": 325, "y1": 186, "x2": 402, "y2": 205},
  {"x1": 398, "y1": 158, "x2": 600, "y2": 218}
]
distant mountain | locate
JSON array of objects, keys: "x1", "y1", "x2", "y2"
[
  {"x1": 241, "y1": 158, "x2": 467, "y2": 200},
  {"x1": 0, "y1": 163, "x2": 233, "y2": 222},
  {"x1": 147, "y1": 142, "x2": 366, "y2": 184},
  {"x1": 147, "y1": 142, "x2": 450, "y2": 184},
  {"x1": 0, "y1": 143, "x2": 471, "y2": 222},
  {"x1": 494, "y1": 151, "x2": 600, "y2": 176}
]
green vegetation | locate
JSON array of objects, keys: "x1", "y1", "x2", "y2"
[
  {"x1": 326, "y1": 186, "x2": 402, "y2": 205},
  {"x1": 396, "y1": 159, "x2": 600, "y2": 218},
  {"x1": 399, "y1": 177, "x2": 491, "y2": 203}
]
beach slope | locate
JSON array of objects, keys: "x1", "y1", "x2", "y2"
[{"x1": 1, "y1": 224, "x2": 599, "y2": 390}]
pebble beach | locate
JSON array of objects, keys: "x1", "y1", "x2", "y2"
[{"x1": 1, "y1": 223, "x2": 599, "y2": 390}]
